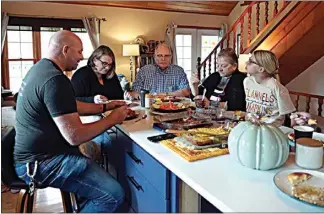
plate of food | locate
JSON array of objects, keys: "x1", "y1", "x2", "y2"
[
  {"x1": 99, "y1": 100, "x2": 133, "y2": 106},
  {"x1": 125, "y1": 109, "x2": 139, "y2": 120},
  {"x1": 161, "y1": 96, "x2": 184, "y2": 103},
  {"x1": 152, "y1": 102, "x2": 191, "y2": 113},
  {"x1": 273, "y1": 169, "x2": 324, "y2": 207}
]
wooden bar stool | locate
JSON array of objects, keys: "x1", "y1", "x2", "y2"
[{"x1": 1, "y1": 126, "x2": 78, "y2": 213}]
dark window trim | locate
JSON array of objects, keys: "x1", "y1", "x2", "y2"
[{"x1": 8, "y1": 17, "x2": 83, "y2": 31}]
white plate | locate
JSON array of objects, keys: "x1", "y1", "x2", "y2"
[
  {"x1": 273, "y1": 169, "x2": 324, "y2": 207},
  {"x1": 99, "y1": 100, "x2": 132, "y2": 106}
]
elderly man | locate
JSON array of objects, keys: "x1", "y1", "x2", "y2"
[
  {"x1": 14, "y1": 30, "x2": 127, "y2": 212},
  {"x1": 125, "y1": 43, "x2": 191, "y2": 99}
]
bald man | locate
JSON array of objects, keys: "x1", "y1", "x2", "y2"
[
  {"x1": 14, "y1": 30, "x2": 126, "y2": 212},
  {"x1": 125, "y1": 43, "x2": 191, "y2": 100}
]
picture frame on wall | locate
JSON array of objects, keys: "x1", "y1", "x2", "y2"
[{"x1": 236, "y1": 34, "x2": 241, "y2": 55}]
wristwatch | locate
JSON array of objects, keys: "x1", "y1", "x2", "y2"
[{"x1": 102, "y1": 104, "x2": 107, "y2": 113}]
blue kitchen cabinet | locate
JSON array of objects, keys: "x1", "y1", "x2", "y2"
[{"x1": 115, "y1": 128, "x2": 179, "y2": 213}]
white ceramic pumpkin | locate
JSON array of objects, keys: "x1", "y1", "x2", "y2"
[{"x1": 228, "y1": 121, "x2": 289, "y2": 170}]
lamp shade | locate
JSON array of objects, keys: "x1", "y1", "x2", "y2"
[
  {"x1": 238, "y1": 54, "x2": 251, "y2": 72},
  {"x1": 123, "y1": 44, "x2": 140, "y2": 56}
]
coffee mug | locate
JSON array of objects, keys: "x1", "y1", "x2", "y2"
[{"x1": 293, "y1": 125, "x2": 314, "y2": 140}]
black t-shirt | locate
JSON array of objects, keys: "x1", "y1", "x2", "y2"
[
  {"x1": 198, "y1": 70, "x2": 247, "y2": 111},
  {"x1": 71, "y1": 65, "x2": 124, "y2": 103},
  {"x1": 14, "y1": 59, "x2": 81, "y2": 163}
]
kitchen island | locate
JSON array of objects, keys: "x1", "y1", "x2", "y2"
[{"x1": 104, "y1": 106, "x2": 324, "y2": 212}]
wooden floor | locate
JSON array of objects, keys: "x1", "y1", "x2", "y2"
[{"x1": 1, "y1": 187, "x2": 63, "y2": 213}]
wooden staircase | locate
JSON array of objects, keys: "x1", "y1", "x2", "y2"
[
  {"x1": 197, "y1": 1, "x2": 324, "y2": 86},
  {"x1": 197, "y1": 1, "x2": 296, "y2": 81}
]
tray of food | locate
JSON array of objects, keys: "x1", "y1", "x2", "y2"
[
  {"x1": 151, "y1": 101, "x2": 191, "y2": 113},
  {"x1": 153, "y1": 116, "x2": 213, "y2": 131},
  {"x1": 160, "y1": 126, "x2": 230, "y2": 162}
]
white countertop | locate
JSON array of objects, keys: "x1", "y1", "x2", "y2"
[{"x1": 112, "y1": 106, "x2": 324, "y2": 212}]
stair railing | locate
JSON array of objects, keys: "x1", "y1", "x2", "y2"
[{"x1": 197, "y1": 1, "x2": 294, "y2": 81}]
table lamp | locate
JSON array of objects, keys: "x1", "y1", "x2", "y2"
[{"x1": 123, "y1": 44, "x2": 140, "y2": 82}]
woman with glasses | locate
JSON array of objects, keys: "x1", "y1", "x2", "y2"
[
  {"x1": 71, "y1": 45, "x2": 123, "y2": 103},
  {"x1": 71, "y1": 45, "x2": 124, "y2": 168},
  {"x1": 193, "y1": 48, "x2": 246, "y2": 111}
]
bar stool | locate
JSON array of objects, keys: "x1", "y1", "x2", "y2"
[{"x1": 1, "y1": 126, "x2": 78, "y2": 213}]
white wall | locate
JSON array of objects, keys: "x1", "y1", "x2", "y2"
[{"x1": 286, "y1": 56, "x2": 324, "y2": 116}]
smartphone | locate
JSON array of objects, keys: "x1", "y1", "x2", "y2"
[{"x1": 147, "y1": 133, "x2": 176, "y2": 143}]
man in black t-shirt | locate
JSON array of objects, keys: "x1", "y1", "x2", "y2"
[{"x1": 14, "y1": 30, "x2": 127, "y2": 213}]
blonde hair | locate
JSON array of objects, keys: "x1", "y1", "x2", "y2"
[{"x1": 253, "y1": 50, "x2": 279, "y2": 79}]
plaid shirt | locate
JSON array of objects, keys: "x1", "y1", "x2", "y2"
[{"x1": 132, "y1": 64, "x2": 190, "y2": 93}]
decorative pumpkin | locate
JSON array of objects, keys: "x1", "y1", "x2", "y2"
[{"x1": 228, "y1": 121, "x2": 289, "y2": 170}]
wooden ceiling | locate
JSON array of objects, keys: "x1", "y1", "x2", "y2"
[{"x1": 52, "y1": 1, "x2": 239, "y2": 16}]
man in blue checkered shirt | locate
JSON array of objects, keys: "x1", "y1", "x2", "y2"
[{"x1": 125, "y1": 43, "x2": 191, "y2": 100}]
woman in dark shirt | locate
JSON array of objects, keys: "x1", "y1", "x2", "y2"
[
  {"x1": 193, "y1": 48, "x2": 246, "y2": 111},
  {"x1": 71, "y1": 45, "x2": 123, "y2": 161},
  {"x1": 71, "y1": 45, "x2": 123, "y2": 103}
]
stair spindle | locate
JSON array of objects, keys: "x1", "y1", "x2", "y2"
[
  {"x1": 318, "y1": 98, "x2": 323, "y2": 116},
  {"x1": 203, "y1": 63, "x2": 206, "y2": 80},
  {"x1": 240, "y1": 17, "x2": 244, "y2": 54},
  {"x1": 214, "y1": 51, "x2": 217, "y2": 73},
  {"x1": 248, "y1": 6, "x2": 252, "y2": 45},
  {"x1": 306, "y1": 96, "x2": 311, "y2": 113},
  {"x1": 197, "y1": 57, "x2": 201, "y2": 81},
  {"x1": 265, "y1": 1, "x2": 269, "y2": 26},
  {"x1": 233, "y1": 29, "x2": 236, "y2": 53},
  {"x1": 208, "y1": 57, "x2": 212, "y2": 76},
  {"x1": 295, "y1": 95, "x2": 299, "y2": 110},
  {"x1": 220, "y1": 41, "x2": 223, "y2": 50},
  {"x1": 226, "y1": 33, "x2": 230, "y2": 48},
  {"x1": 256, "y1": 3, "x2": 260, "y2": 34},
  {"x1": 274, "y1": 1, "x2": 278, "y2": 16}
]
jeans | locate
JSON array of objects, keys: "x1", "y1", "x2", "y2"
[
  {"x1": 92, "y1": 131, "x2": 113, "y2": 153},
  {"x1": 15, "y1": 154, "x2": 124, "y2": 213}
]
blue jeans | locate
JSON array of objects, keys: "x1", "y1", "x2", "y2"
[
  {"x1": 92, "y1": 131, "x2": 113, "y2": 153},
  {"x1": 15, "y1": 154, "x2": 124, "y2": 213}
]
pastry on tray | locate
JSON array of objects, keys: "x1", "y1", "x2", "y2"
[{"x1": 287, "y1": 172, "x2": 312, "y2": 185}]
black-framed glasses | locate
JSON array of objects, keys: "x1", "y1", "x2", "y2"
[
  {"x1": 155, "y1": 54, "x2": 172, "y2": 59},
  {"x1": 247, "y1": 58, "x2": 262, "y2": 67},
  {"x1": 97, "y1": 58, "x2": 113, "y2": 67}
]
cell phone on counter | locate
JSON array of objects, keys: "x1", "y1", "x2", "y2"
[{"x1": 147, "y1": 133, "x2": 176, "y2": 143}]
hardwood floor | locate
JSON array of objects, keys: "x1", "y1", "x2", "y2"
[{"x1": 1, "y1": 187, "x2": 63, "y2": 213}]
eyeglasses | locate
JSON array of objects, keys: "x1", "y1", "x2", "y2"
[
  {"x1": 247, "y1": 58, "x2": 262, "y2": 67},
  {"x1": 155, "y1": 54, "x2": 172, "y2": 59},
  {"x1": 97, "y1": 58, "x2": 113, "y2": 67},
  {"x1": 216, "y1": 63, "x2": 230, "y2": 69}
]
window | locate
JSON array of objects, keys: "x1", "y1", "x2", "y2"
[
  {"x1": 176, "y1": 35, "x2": 192, "y2": 74},
  {"x1": 2, "y1": 17, "x2": 93, "y2": 92},
  {"x1": 6, "y1": 26, "x2": 35, "y2": 93},
  {"x1": 175, "y1": 28, "x2": 220, "y2": 79},
  {"x1": 71, "y1": 28, "x2": 93, "y2": 70}
]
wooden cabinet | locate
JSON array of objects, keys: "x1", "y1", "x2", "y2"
[{"x1": 114, "y1": 128, "x2": 177, "y2": 213}]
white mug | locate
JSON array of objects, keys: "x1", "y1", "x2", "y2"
[{"x1": 296, "y1": 138, "x2": 323, "y2": 169}]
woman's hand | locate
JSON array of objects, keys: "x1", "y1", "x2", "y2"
[
  {"x1": 290, "y1": 112, "x2": 312, "y2": 126},
  {"x1": 94, "y1": 95, "x2": 108, "y2": 104}
]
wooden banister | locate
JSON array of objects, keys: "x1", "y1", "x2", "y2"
[{"x1": 289, "y1": 91, "x2": 324, "y2": 116}]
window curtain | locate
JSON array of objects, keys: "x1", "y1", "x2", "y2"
[
  {"x1": 1, "y1": 12, "x2": 9, "y2": 53},
  {"x1": 165, "y1": 22, "x2": 177, "y2": 65},
  {"x1": 82, "y1": 17, "x2": 100, "y2": 49}
]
